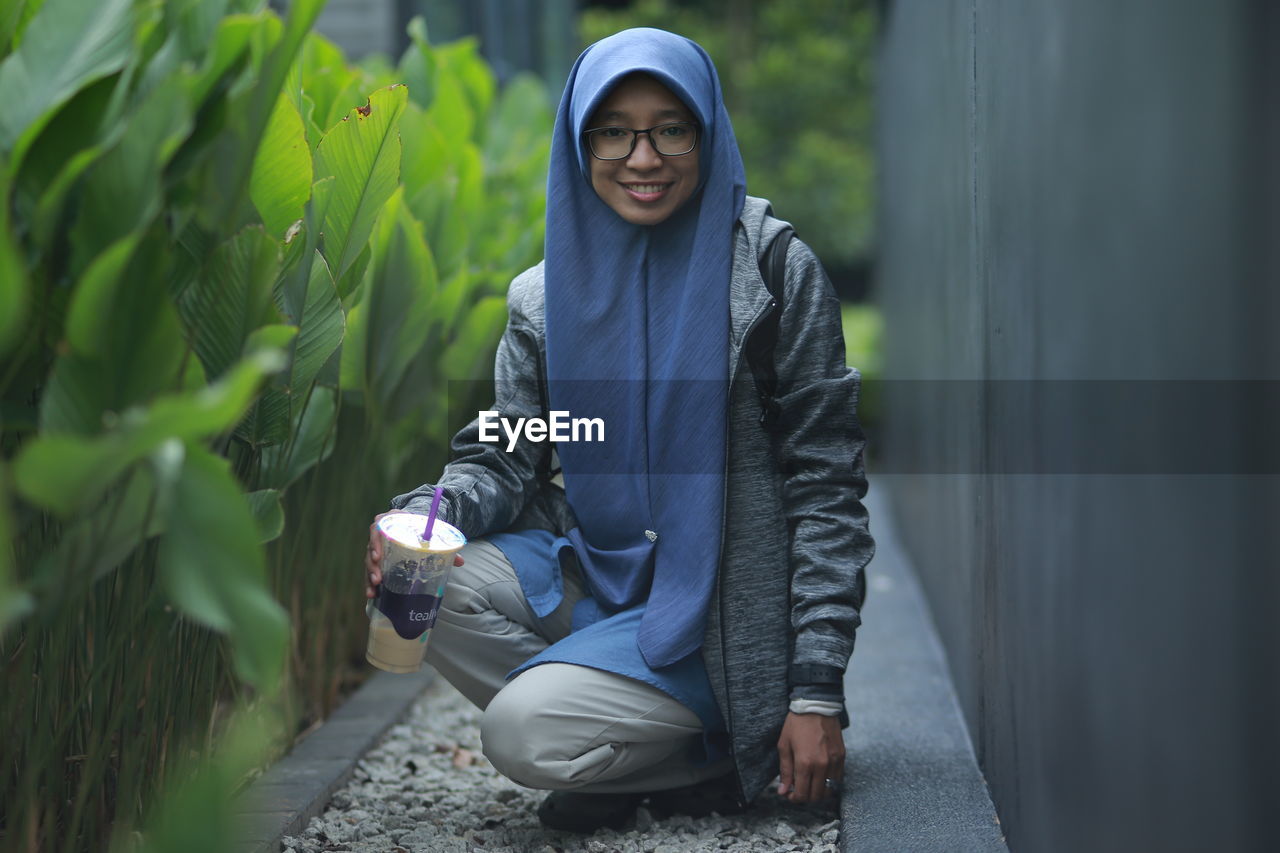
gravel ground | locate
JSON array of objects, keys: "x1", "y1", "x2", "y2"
[{"x1": 282, "y1": 677, "x2": 841, "y2": 853}]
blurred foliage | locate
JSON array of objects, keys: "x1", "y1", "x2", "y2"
[
  {"x1": 0, "y1": 0, "x2": 551, "y2": 849},
  {"x1": 580, "y1": 0, "x2": 876, "y2": 272},
  {"x1": 842, "y1": 302, "x2": 882, "y2": 434}
]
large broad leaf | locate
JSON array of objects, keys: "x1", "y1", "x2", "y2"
[
  {"x1": 360, "y1": 189, "x2": 438, "y2": 410},
  {"x1": 0, "y1": 0, "x2": 134, "y2": 174},
  {"x1": 250, "y1": 92, "x2": 312, "y2": 237},
  {"x1": 338, "y1": 300, "x2": 367, "y2": 394},
  {"x1": 246, "y1": 488, "x2": 283, "y2": 543},
  {"x1": 0, "y1": 171, "x2": 26, "y2": 355},
  {"x1": 293, "y1": 30, "x2": 356, "y2": 139},
  {"x1": 484, "y1": 72, "x2": 552, "y2": 169},
  {"x1": 14, "y1": 348, "x2": 286, "y2": 516},
  {"x1": 430, "y1": 141, "x2": 483, "y2": 282},
  {"x1": 258, "y1": 385, "x2": 336, "y2": 491},
  {"x1": 29, "y1": 441, "x2": 183, "y2": 590},
  {"x1": 233, "y1": 325, "x2": 298, "y2": 447},
  {"x1": 69, "y1": 72, "x2": 193, "y2": 271},
  {"x1": 314, "y1": 83, "x2": 407, "y2": 282},
  {"x1": 441, "y1": 295, "x2": 507, "y2": 381},
  {"x1": 183, "y1": 13, "x2": 258, "y2": 108},
  {"x1": 437, "y1": 37, "x2": 494, "y2": 124},
  {"x1": 399, "y1": 103, "x2": 449, "y2": 235},
  {"x1": 64, "y1": 234, "x2": 141, "y2": 356},
  {"x1": 178, "y1": 227, "x2": 283, "y2": 381},
  {"x1": 41, "y1": 229, "x2": 187, "y2": 435},
  {"x1": 282, "y1": 251, "x2": 344, "y2": 394},
  {"x1": 424, "y1": 64, "x2": 474, "y2": 153},
  {"x1": 158, "y1": 445, "x2": 288, "y2": 688},
  {"x1": 396, "y1": 17, "x2": 436, "y2": 110}
]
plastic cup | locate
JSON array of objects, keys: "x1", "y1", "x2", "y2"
[{"x1": 366, "y1": 512, "x2": 466, "y2": 673}]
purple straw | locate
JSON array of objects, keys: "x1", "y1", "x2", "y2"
[{"x1": 422, "y1": 486, "x2": 443, "y2": 543}]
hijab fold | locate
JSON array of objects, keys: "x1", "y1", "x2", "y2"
[{"x1": 544, "y1": 28, "x2": 746, "y2": 669}]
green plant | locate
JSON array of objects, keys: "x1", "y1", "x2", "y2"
[{"x1": 0, "y1": 1, "x2": 551, "y2": 849}]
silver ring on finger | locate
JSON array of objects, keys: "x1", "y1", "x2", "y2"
[{"x1": 824, "y1": 777, "x2": 841, "y2": 790}]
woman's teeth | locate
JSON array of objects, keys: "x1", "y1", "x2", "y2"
[{"x1": 626, "y1": 184, "x2": 667, "y2": 193}]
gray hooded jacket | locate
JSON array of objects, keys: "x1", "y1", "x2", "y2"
[{"x1": 391, "y1": 196, "x2": 874, "y2": 801}]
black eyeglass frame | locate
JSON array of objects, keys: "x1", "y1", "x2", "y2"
[{"x1": 581, "y1": 121, "x2": 701, "y2": 161}]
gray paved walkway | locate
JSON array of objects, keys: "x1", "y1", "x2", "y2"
[{"x1": 840, "y1": 483, "x2": 1008, "y2": 852}]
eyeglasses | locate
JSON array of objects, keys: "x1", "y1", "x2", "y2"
[{"x1": 582, "y1": 121, "x2": 700, "y2": 160}]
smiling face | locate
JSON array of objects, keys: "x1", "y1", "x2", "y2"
[{"x1": 585, "y1": 74, "x2": 701, "y2": 226}]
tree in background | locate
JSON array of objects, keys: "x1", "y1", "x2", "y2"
[{"x1": 580, "y1": 0, "x2": 876, "y2": 297}]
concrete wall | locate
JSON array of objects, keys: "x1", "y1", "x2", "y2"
[{"x1": 875, "y1": 1, "x2": 1278, "y2": 851}]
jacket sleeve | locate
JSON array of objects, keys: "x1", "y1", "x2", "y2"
[
  {"x1": 389, "y1": 272, "x2": 551, "y2": 538},
  {"x1": 772, "y1": 238, "x2": 875, "y2": 675}
]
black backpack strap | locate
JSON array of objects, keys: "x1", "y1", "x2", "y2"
[{"x1": 747, "y1": 225, "x2": 794, "y2": 430}]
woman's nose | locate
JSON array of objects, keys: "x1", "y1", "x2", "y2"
[{"x1": 626, "y1": 133, "x2": 663, "y2": 170}]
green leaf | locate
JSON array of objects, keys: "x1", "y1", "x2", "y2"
[
  {"x1": 399, "y1": 103, "x2": 449, "y2": 231},
  {"x1": 441, "y1": 295, "x2": 506, "y2": 381},
  {"x1": 0, "y1": 171, "x2": 26, "y2": 355},
  {"x1": 30, "y1": 143, "x2": 106, "y2": 251},
  {"x1": 0, "y1": 0, "x2": 134, "y2": 174},
  {"x1": 431, "y1": 141, "x2": 482, "y2": 282},
  {"x1": 246, "y1": 488, "x2": 283, "y2": 543},
  {"x1": 284, "y1": 251, "x2": 345, "y2": 394},
  {"x1": 178, "y1": 227, "x2": 283, "y2": 381},
  {"x1": 424, "y1": 64, "x2": 474, "y2": 152},
  {"x1": 234, "y1": 386, "x2": 290, "y2": 448},
  {"x1": 314, "y1": 83, "x2": 407, "y2": 281},
  {"x1": 70, "y1": 72, "x2": 193, "y2": 271},
  {"x1": 30, "y1": 442, "x2": 181, "y2": 586},
  {"x1": 250, "y1": 92, "x2": 312, "y2": 237},
  {"x1": 177, "y1": 11, "x2": 259, "y2": 108},
  {"x1": 132, "y1": 700, "x2": 285, "y2": 853},
  {"x1": 15, "y1": 348, "x2": 286, "y2": 516},
  {"x1": 483, "y1": 72, "x2": 552, "y2": 168},
  {"x1": 361, "y1": 189, "x2": 438, "y2": 409},
  {"x1": 64, "y1": 234, "x2": 140, "y2": 356},
  {"x1": 209, "y1": 0, "x2": 324, "y2": 231},
  {"x1": 396, "y1": 17, "x2": 436, "y2": 109},
  {"x1": 245, "y1": 323, "x2": 298, "y2": 355},
  {"x1": 157, "y1": 445, "x2": 287, "y2": 687},
  {"x1": 438, "y1": 37, "x2": 494, "y2": 122},
  {"x1": 41, "y1": 229, "x2": 188, "y2": 435},
  {"x1": 294, "y1": 30, "x2": 357, "y2": 136},
  {"x1": 338, "y1": 299, "x2": 366, "y2": 392},
  {"x1": 259, "y1": 385, "x2": 336, "y2": 490},
  {"x1": 234, "y1": 325, "x2": 298, "y2": 448}
]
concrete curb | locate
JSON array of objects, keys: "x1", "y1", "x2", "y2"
[
  {"x1": 840, "y1": 483, "x2": 1009, "y2": 852},
  {"x1": 233, "y1": 667, "x2": 434, "y2": 853}
]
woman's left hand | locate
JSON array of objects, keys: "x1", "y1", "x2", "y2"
[{"x1": 776, "y1": 712, "x2": 846, "y2": 803}]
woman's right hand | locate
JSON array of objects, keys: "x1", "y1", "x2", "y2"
[{"x1": 365, "y1": 512, "x2": 465, "y2": 599}]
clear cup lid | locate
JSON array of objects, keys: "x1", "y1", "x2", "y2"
[{"x1": 378, "y1": 512, "x2": 466, "y2": 553}]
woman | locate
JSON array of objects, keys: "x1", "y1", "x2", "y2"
[{"x1": 365, "y1": 27, "x2": 873, "y2": 833}]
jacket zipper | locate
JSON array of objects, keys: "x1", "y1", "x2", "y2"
[{"x1": 718, "y1": 290, "x2": 778, "y2": 801}]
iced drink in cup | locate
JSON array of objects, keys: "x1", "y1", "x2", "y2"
[{"x1": 366, "y1": 512, "x2": 466, "y2": 673}]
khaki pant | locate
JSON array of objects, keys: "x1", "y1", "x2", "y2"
[{"x1": 424, "y1": 539, "x2": 733, "y2": 793}]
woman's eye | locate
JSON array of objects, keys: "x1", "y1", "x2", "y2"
[
  {"x1": 660, "y1": 125, "x2": 688, "y2": 137},
  {"x1": 599, "y1": 127, "x2": 627, "y2": 138}
]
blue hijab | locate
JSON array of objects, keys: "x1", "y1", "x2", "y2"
[{"x1": 544, "y1": 28, "x2": 747, "y2": 669}]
